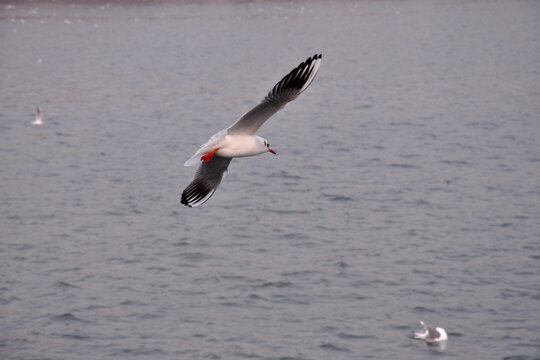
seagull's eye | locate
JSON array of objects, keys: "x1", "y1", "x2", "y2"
[{"x1": 267, "y1": 143, "x2": 270, "y2": 147}]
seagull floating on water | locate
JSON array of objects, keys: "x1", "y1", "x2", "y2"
[
  {"x1": 32, "y1": 107, "x2": 43, "y2": 125},
  {"x1": 413, "y1": 321, "x2": 448, "y2": 344},
  {"x1": 181, "y1": 54, "x2": 322, "y2": 207}
]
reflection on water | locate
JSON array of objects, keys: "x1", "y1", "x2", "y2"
[{"x1": 1, "y1": 1, "x2": 539, "y2": 359}]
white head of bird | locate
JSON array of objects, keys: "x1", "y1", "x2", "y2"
[{"x1": 256, "y1": 136, "x2": 276, "y2": 155}]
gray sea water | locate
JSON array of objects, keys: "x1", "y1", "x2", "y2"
[{"x1": 1, "y1": 1, "x2": 540, "y2": 359}]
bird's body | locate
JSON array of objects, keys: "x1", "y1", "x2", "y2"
[
  {"x1": 32, "y1": 107, "x2": 43, "y2": 125},
  {"x1": 181, "y1": 54, "x2": 322, "y2": 207},
  {"x1": 213, "y1": 135, "x2": 270, "y2": 158},
  {"x1": 413, "y1": 321, "x2": 448, "y2": 344},
  {"x1": 184, "y1": 132, "x2": 271, "y2": 166}
]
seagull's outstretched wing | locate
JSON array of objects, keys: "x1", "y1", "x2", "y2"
[
  {"x1": 413, "y1": 321, "x2": 445, "y2": 342},
  {"x1": 181, "y1": 155, "x2": 232, "y2": 207},
  {"x1": 227, "y1": 54, "x2": 322, "y2": 136},
  {"x1": 413, "y1": 321, "x2": 429, "y2": 340}
]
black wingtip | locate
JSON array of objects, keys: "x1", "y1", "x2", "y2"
[
  {"x1": 180, "y1": 192, "x2": 190, "y2": 207},
  {"x1": 301, "y1": 54, "x2": 322, "y2": 69},
  {"x1": 180, "y1": 195, "x2": 192, "y2": 207},
  {"x1": 268, "y1": 54, "x2": 323, "y2": 99},
  {"x1": 181, "y1": 189, "x2": 196, "y2": 207},
  {"x1": 181, "y1": 180, "x2": 215, "y2": 207}
]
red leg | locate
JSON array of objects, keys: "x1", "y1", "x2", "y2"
[{"x1": 201, "y1": 148, "x2": 219, "y2": 163}]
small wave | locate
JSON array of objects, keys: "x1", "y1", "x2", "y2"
[
  {"x1": 259, "y1": 281, "x2": 293, "y2": 288},
  {"x1": 173, "y1": 238, "x2": 190, "y2": 246},
  {"x1": 270, "y1": 294, "x2": 309, "y2": 305},
  {"x1": 322, "y1": 193, "x2": 353, "y2": 202},
  {"x1": 53, "y1": 281, "x2": 78, "y2": 288},
  {"x1": 267, "y1": 209, "x2": 310, "y2": 215},
  {"x1": 281, "y1": 232, "x2": 310, "y2": 240},
  {"x1": 440, "y1": 159, "x2": 470, "y2": 166},
  {"x1": 355, "y1": 104, "x2": 373, "y2": 110},
  {"x1": 281, "y1": 269, "x2": 321, "y2": 277},
  {"x1": 414, "y1": 199, "x2": 430, "y2": 206},
  {"x1": 319, "y1": 342, "x2": 351, "y2": 352},
  {"x1": 0, "y1": 295, "x2": 22, "y2": 305},
  {"x1": 412, "y1": 306, "x2": 437, "y2": 314},
  {"x1": 270, "y1": 170, "x2": 302, "y2": 179},
  {"x1": 51, "y1": 313, "x2": 86, "y2": 323},
  {"x1": 336, "y1": 332, "x2": 375, "y2": 340},
  {"x1": 219, "y1": 300, "x2": 243, "y2": 307},
  {"x1": 499, "y1": 222, "x2": 513, "y2": 228},
  {"x1": 388, "y1": 163, "x2": 418, "y2": 169},
  {"x1": 313, "y1": 224, "x2": 337, "y2": 232},
  {"x1": 246, "y1": 293, "x2": 267, "y2": 302},
  {"x1": 178, "y1": 252, "x2": 213, "y2": 262},
  {"x1": 232, "y1": 350, "x2": 264, "y2": 359},
  {"x1": 59, "y1": 332, "x2": 91, "y2": 341},
  {"x1": 117, "y1": 347, "x2": 166, "y2": 356},
  {"x1": 132, "y1": 313, "x2": 161, "y2": 320},
  {"x1": 389, "y1": 121, "x2": 414, "y2": 126}
]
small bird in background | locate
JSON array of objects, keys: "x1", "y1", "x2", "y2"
[
  {"x1": 181, "y1": 54, "x2": 322, "y2": 207},
  {"x1": 413, "y1": 321, "x2": 448, "y2": 344},
  {"x1": 32, "y1": 107, "x2": 43, "y2": 125}
]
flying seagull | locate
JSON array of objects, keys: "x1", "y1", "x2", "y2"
[
  {"x1": 32, "y1": 107, "x2": 43, "y2": 125},
  {"x1": 413, "y1": 321, "x2": 448, "y2": 344},
  {"x1": 181, "y1": 54, "x2": 322, "y2": 207}
]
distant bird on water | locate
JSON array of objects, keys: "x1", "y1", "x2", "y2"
[
  {"x1": 181, "y1": 54, "x2": 322, "y2": 207},
  {"x1": 413, "y1": 321, "x2": 448, "y2": 344},
  {"x1": 32, "y1": 107, "x2": 43, "y2": 125}
]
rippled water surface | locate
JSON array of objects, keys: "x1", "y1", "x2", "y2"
[{"x1": 1, "y1": 1, "x2": 539, "y2": 359}]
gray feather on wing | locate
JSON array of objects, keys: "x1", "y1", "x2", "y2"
[
  {"x1": 227, "y1": 54, "x2": 322, "y2": 136},
  {"x1": 181, "y1": 155, "x2": 232, "y2": 207}
]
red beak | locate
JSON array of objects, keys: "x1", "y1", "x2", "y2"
[{"x1": 269, "y1": 148, "x2": 276, "y2": 155}]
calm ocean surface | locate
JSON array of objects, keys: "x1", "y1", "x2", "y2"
[{"x1": 1, "y1": 1, "x2": 539, "y2": 359}]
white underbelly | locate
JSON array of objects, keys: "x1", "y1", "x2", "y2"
[{"x1": 215, "y1": 135, "x2": 261, "y2": 158}]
